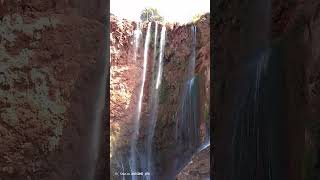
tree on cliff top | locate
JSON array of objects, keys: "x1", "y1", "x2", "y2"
[
  {"x1": 140, "y1": 7, "x2": 164, "y2": 22},
  {"x1": 192, "y1": 13, "x2": 202, "y2": 22}
]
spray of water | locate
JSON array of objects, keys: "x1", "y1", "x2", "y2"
[{"x1": 129, "y1": 22, "x2": 152, "y2": 180}]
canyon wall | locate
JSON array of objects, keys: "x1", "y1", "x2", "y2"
[{"x1": 0, "y1": 1, "x2": 107, "y2": 180}]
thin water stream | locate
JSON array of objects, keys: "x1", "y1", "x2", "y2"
[
  {"x1": 87, "y1": 70, "x2": 106, "y2": 180},
  {"x1": 173, "y1": 25, "x2": 201, "y2": 175},
  {"x1": 133, "y1": 22, "x2": 142, "y2": 62},
  {"x1": 129, "y1": 22, "x2": 152, "y2": 180},
  {"x1": 145, "y1": 25, "x2": 166, "y2": 180}
]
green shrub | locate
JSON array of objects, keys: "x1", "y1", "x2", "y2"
[
  {"x1": 140, "y1": 7, "x2": 164, "y2": 22},
  {"x1": 192, "y1": 13, "x2": 203, "y2": 23}
]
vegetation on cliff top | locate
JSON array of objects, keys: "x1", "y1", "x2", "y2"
[{"x1": 140, "y1": 7, "x2": 164, "y2": 22}]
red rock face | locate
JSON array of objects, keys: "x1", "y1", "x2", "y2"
[
  {"x1": 0, "y1": 1, "x2": 107, "y2": 180},
  {"x1": 110, "y1": 14, "x2": 210, "y2": 179},
  {"x1": 110, "y1": 15, "x2": 141, "y2": 158}
]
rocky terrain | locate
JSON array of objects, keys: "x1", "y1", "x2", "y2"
[
  {"x1": 0, "y1": 1, "x2": 107, "y2": 180},
  {"x1": 110, "y1": 14, "x2": 210, "y2": 179},
  {"x1": 176, "y1": 146, "x2": 210, "y2": 180}
]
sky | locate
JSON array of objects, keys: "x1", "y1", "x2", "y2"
[{"x1": 110, "y1": 0, "x2": 210, "y2": 23}]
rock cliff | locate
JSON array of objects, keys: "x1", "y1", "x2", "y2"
[{"x1": 0, "y1": 1, "x2": 107, "y2": 180}]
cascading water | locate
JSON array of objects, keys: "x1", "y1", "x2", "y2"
[
  {"x1": 138, "y1": 23, "x2": 160, "y2": 177},
  {"x1": 175, "y1": 25, "x2": 197, "y2": 139},
  {"x1": 153, "y1": 23, "x2": 158, "y2": 60},
  {"x1": 155, "y1": 26, "x2": 166, "y2": 90},
  {"x1": 207, "y1": 0, "x2": 290, "y2": 175},
  {"x1": 230, "y1": 49, "x2": 273, "y2": 180},
  {"x1": 133, "y1": 22, "x2": 142, "y2": 62},
  {"x1": 87, "y1": 70, "x2": 106, "y2": 180},
  {"x1": 144, "y1": 25, "x2": 166, "y2": 180},
  {"x1": 223, "y1": 0, "x2": 273, "y2": 179},
  {"x1": 189, "y1": 26, "x2": 196, "y2": 78},
  {"x1": 174, "y1": 25, "x2": 201, "y2": 173},
  {"x1": 129, "y1": 22, "x2": 152, "y2": 180}
]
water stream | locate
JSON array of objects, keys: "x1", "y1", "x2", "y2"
[
  {"x1": 230, "y1": 49, "x2": 274, "y2": 180},
  {"x1": 174, "y1": 25, "x2": 201, "y2": 173},
  {"x1": 153, "y1": 22, "x2": 158, "y2": 60},
  {"x1": 145, "y1": 25, "x2": 166, "y2": 180},
  {"x1": 175, "y1": 25, "x2": 197, "y2": 141},
  {"x1": 133, "y1": 22, "x2": 142, "y2": 62},
  {"x1": 87, "y1": 70, "x2": 106, "y2": 180},
  {"x1": 129, "y1": 22, "x2": 152, "y2": 180},
  {"x1": 155, "y1": 26, "x2": 166, "y2": 90}
]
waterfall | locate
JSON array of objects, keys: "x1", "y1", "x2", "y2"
[
  {"x1": 87, "y1": 70, "x2": 106, "y2": 180},
  {"x1": 230, "y1": 49, "x2": 271, "y2": 180},
  {"x1": 153, "y1": 22, "x2": 158, "y2": 59},
  {"x1": 145, "y1": 25, "x2": 166, "y2": 180},
  {"x1": 175, "y1": 25, "x2": 197, "y2": 139},
  {"x1": 225, "y1": 0, "x2": 274, "y2": 178},
  {"x1": 174, "y1": 25, "x2": 200, "y2": 172},
  {"x1": 155, "y1": 26, "x2": 166, "y2": 90},
  {"x1": 189, "y1": 26, "x2": 196, "y2": 78},
  {"x1": 129, "y1": 22, "x2": 152, "y2": 180},
  {"x1": 133, "y1": 22, "x2": 142, "y2": 62}
]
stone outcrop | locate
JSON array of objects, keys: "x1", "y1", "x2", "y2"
[
  {"x1": 176, "y1": 146, "x2": 210, "y2": 180},
  {"x1": 0, "y1": 1, "x2": 107, "y2": 180}
]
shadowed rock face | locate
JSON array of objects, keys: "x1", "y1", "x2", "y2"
[
  {"x1": 176, "y1": 146, "x2": 210, "y2": 180},
  {"x1": 213, "y1": 0, "x2": 320, "y2": 180},
  {"x1": 0, "y1": 1, "x2": 107, "y2": 180},
  {"x1": 110, "y1": 14, "x2": 210, "y2": 179}
]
